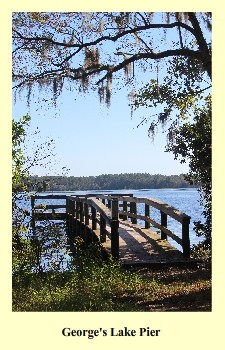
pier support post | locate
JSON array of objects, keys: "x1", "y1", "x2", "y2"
[
  {"x1": 182, "y1": 217, "x2": 190, "y2": 257},
  {"x1": 161, "y1": 211, "x2": 168, "y2": 240}
]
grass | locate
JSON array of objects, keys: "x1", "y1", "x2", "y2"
[{"x1": 12, "y1": 243, "x2": 211, "y2": 312}]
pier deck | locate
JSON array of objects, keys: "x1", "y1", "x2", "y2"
[{"x1": 92, "y1": 219, "x2": 198, "y2": 267}]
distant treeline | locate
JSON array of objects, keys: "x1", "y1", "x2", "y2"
[{"x1": 28, "y1": 173, "x2": 197, "y2": 192}]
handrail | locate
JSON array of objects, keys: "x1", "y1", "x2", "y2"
[
  {"x1": 31, "y1": 193, "x2": 191, "y2": 258},
  {"x1": 114, "y1": 195, "x2": 190, "y2": 257},
  {"x1": 105, "y1": 195, "x2": 190, "y2": 223},
  {"x1": 91, "y1": 194, "x2": 190, "y2": 257},
  {"x1": 31, "y1": 195, "x2": 67, "y2": 214},
  {"x1": 68, "y1": 196, "x2": 112, "y2": 224},
  {"x1": 66, "y1": 195, "x2": 120, "y2": 259}
]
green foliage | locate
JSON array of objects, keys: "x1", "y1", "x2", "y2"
[
  {"x1": 12, "y1": 239, "x2": 211, "y2": 312},
  {"x1": 12, "y1": 240, "x2": 140, "y2": 311},
  {"x1": 166, "y1": 97, "x2": 211, "y2": 260},
  {"x1": 12, "y1": 114, "x2": 31, "y2": 195},
  {"x1": 29, "y1": 173, "x2": 194, "y2": 191},
  {"x1": 12, "y1": 115, "x2": 33, "y2": 271},
  {"x1": 12, "y1": 114, "x2": 69, "y2": 277},
  {"x1": 131, "y1": 56, "x2": 211, "y2": 140}
]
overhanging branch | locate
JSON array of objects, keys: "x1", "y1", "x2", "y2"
[
  {"x1": 95, "y1": 49, "x2": 202, "y2": 85},
  {"x1": 12, "y1": 21, "x2": 196, "y2": 48}
]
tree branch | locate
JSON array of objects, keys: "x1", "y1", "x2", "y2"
[
  {"x1": 12, "y1": 21, "x2": 196, "y2": 48},
  {"x1": 95, "y1": 49, "x2": 201, "y2": 85},
  {"x1": 187, "y1": 12, "x2": 211, "y2": 79},
  {"x1": 12, "y1": 47, "x2": 202, "y2": 90}
]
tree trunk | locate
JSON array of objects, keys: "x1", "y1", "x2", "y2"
[{"x1": 188, "y1": 12, "x2": 212, "y2": 80}]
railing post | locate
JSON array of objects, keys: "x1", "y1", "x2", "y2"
[
  {"x1": 91, "y1": 206, "x2": 97, "y2": 230},
  {"x1": 84, "y1": 203, "x2": 90, "y2": 247},
  {"x1": 31, "y1": 196, "x2": 35, "y2": 227},
  {"x1": 182, "y1": 217, "x2": 190, "y2": 257},
  {"x1": 80, "y1": 202, "x2": 84, "y2": 223},
  {"x1": 161, "y1": 211, "x2": 167, "y2": 240},
  {"x1": 75, "y1": 199, "x2": 80, "y2": 236},
  {"x1": 111, "y1": 198, "x2": 119, "y2": 259},
  {"x1": 76, "y1": 199, "x2": 80, "y2": 219},
  {"x1": 100, "y1": 215, "x2": 106, "y2": 242},
  {"x1": 66, "y1": 197, "x2": 69, "y2": 231},
  {"x1": 108, "y1": 199, "x2": 111, "y2": 209},
  {"x1": 130, "y1": 201, "x2": 137, "y2": 224},
  {"x1": 69, "y1": 199, "x2": 73, "y2": 232},
  {"x1": 111, "y1": 219, "x2": 119, "y2": 259},
  {"x1": 145, "y1": 204, "x2": 150, "y2": 229},
  {"x1": 31, "y1": 196, "x2": 35, "y2": 214},
  {"x1": 71, "y1": 200, "x2": 75, "y2": 235},
  {"x1": 84, "y1": 203, "x2": 89, "y2": 226},
  {"x1": 111, "y1": 198, "x2": 118, "y2": 220},
  {"x1": 123, "y1": 200, "x2": 127, "y2": 221}
]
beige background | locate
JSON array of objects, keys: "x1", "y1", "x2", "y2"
[{"x1": 3, "y1": 3, "x2": 221, "y2": 349}]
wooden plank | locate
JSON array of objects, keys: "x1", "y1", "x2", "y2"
[{"x1": 32, "y1": 195, "x2": 67, "y2": 200}]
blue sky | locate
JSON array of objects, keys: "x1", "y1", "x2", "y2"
[{"x1": 13, "y1": 84, "x2": 192, "y2": 177}]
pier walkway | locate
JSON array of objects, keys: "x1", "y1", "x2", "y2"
[{"x1": 31, "y1": 193, "x2": 199, "y2": 267}]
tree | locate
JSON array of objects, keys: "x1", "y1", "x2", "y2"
[
  {"x1": 12, "y1": 114, "x2": 31, "y2": 196},
  {"x1": 12, "y1": 12, "x2": 211, "y2": 106},
  {"x1": 166, "y1": 96, "x2": 212, "y2": 262},
  {"x1": 12, "y1": 115, "x2": 33, "y2": 269},
  {"x1": 12, "y1": 115, "x2": 69, "y2": 273}
]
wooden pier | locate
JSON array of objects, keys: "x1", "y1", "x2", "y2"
[{"x1": 31, "y1": 193, "x2": 199, "y2": 267}]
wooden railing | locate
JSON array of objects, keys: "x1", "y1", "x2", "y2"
[
  {"x1": 66, "y1": 195, "x2": 123, "y2": 259},
  {"x1": 31, "y1": 194, "x2": 67, "y2": 214},
  {"x1": 31, "y1": 193, "x2": 191, "y2": 258},
  {"x1": 111, "y1": 195, "x2": 190, "y2": 258}
]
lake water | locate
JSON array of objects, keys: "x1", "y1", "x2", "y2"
[{"x1": 16, "y1": 188, "x2": 204, "y2": 271}]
